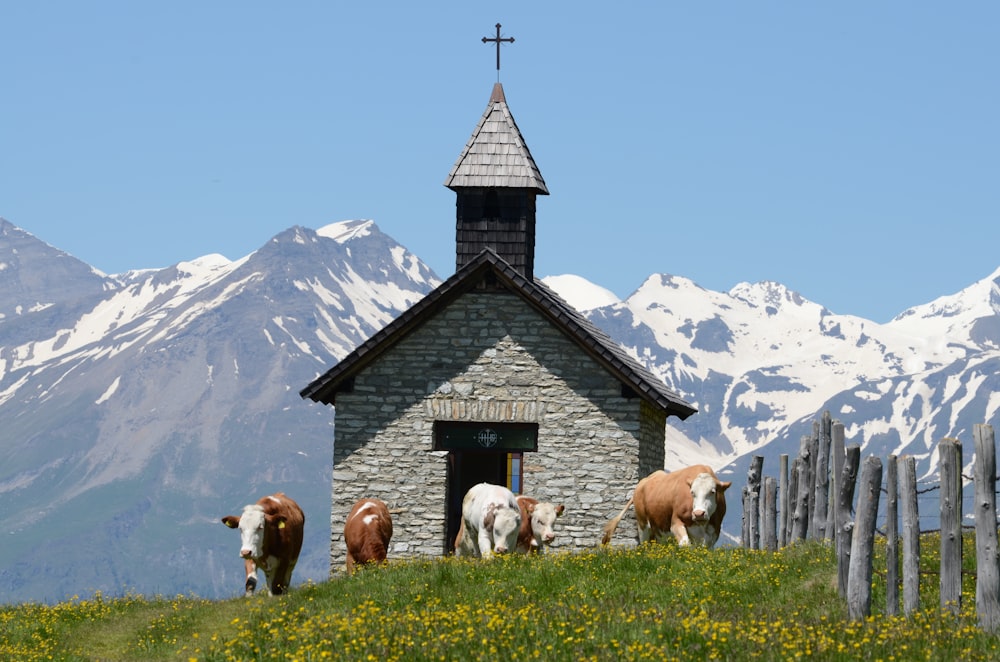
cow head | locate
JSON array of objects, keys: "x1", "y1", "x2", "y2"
[
  {"x1": 688, "y1": 473, "x2": 731, "y2": 522},
  {"x1": 529, "y1": 502, "x2": 565, "y2": 546},
  {"x1": 222, "y1": 504, "x2": 287, "y2": 560},
  {"x1": 483, "y1": 503, "x2": 521, "y2": 555}
]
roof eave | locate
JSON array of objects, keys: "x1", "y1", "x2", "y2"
[{"x1": 300, "y1": 250, "x2": 697, "y2": 421}]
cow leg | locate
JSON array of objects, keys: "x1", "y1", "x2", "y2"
[
  {"x1": 273, "y1": 560, "x2": 296, "y2": 595},
  {"x1": 701, "y1": 526, "x2": 720, "y2": 549},
  {"x1": 455, "y1": 520, "x2": 479, "y2": 557},
  {"x1": 457, "y1": 531, "x2": 476, "y2": 557},
  {"x1": 477, "y1": 531, "x2": 494, "y2": 559},
  {"x1": 255, "y1": 556, "x2": 279, "y2": 596},
  {"x1": 284, "y1": 560, "x2": 297, "y2": 590},
  {"x1": 686, "y1": 522, "x2": 715, "y2": 547},
  {"x1": 637, "y1": 512, "x2": 663, "y2": 545},
  {"x1": 261, "y1": 568, "x2": 277, "y2": 596},
  {"x1": 243, "y1": 558, "x2": 257, "y2": 597},
  {"x1": 670, "y1": 519, "x2": 691, "y2": 546},
  {"x1": 270, "y1": 559, "x2": 286, "y2": 595}
]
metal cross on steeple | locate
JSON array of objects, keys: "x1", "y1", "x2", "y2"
[{"x1": 482, "y1": 23, "x2": 514, "y2": 74}]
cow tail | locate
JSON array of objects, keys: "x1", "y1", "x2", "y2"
[{"x1": 600, "y1": 496, "x2": 634, "y2": 545}]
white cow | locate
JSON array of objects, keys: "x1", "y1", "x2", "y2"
[{"x1": 455, "y1": 483, "x2": 521, "y2": 559}]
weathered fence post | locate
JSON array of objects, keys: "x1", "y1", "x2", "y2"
[
  {"x1": 763, "y1": 476, "x2": 777, "y2": 551},
  {"x1": 779, "y1": 454, "x2": 789, "y2": 548},
  {"x1": 786, "y1": 458, "x2": 800, "y2": 544},
  {"x1": 848, "y1": 455, "x2": 883, "y2": 620},
  {"x1": 813, "y1": 411, "x2": 831, "y2": 541},
  {"x1": 885, "y1": 454, "x2": 899, "y2": 617},
  {"x1": 899, "y1": 455, "x2": 920, "y2": 615},
  {"x1": 973, "y1": 424, "x2": 1000, "y2": 632},
  {"x1": 836, "y1": 444, "x2": 861, "y2": 598},
  {"x1": 939, "y1": 438, "x2": 963, "y2": 615},
  {"x1": 828, "y1": 420, "x2": 845, "y2": 542},
  {"x1": 741, "y1": 486, "x2": 750, "y2": 548},
  {"x1": 748, "y1": 455, "x2": 763, "y2": 550},
  {"x1": 793, "y1": 434, "x2": 813, "y2": 541},
  {"x1": 792, "y1": 456, "x2": 811, "y2": 542},
  {"x1": 806, "y1": 425, "x2": 819, "y2": 539}
]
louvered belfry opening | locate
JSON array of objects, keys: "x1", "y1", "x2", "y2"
[
  {"x1": 454, "y1": 187, "x2": 537, "y2": 279},
  {"x1": 445, "y1": 82, "x2": 548, "y2": 280}
]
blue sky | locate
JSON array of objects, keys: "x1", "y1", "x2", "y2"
[{"x1": 3, "y1": 3, "x2": 997, "y2": 323}]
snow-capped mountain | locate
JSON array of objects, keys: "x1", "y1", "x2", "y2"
[
  {"x1": 2, "y1": 216, "x2": 998, "y2": 603},
  {"x1": 0, "y1": 218, "x2": 436, "y2": 604},
  {"x1": 548, "y1": 268, "x2": 1000, "y2": 498}
]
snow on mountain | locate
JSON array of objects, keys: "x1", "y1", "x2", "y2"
[
  {"x1": 887, "y1": 265, "x2": 1000, "y2": 349},
  {"x1": 540, "y1": 274, "x2": 621, "y2": 312},
  {"x1": 0, "y1": 219, "x2": 439, "y2": 604},
  {"x1": 0, "y1": 219, "x2": 116, "y2": 325},
  {"x1": 2, "y1": 216, "x2": 999, "y2": 603},
  {"x1": 546, "y1": 268, "x2": 1000, "y2": 482}
]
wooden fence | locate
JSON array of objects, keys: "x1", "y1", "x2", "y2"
[{"x1": 741, "y1": 416, "x2": 1000, "y2": 632}]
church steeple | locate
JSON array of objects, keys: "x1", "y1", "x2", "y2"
[{"x1": 444, "y1": 82, "x2": 548, "y2": 280}]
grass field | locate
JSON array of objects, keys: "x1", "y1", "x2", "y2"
[{"x1": 1, "y1": 536, "x2": 997, "y2": 661}]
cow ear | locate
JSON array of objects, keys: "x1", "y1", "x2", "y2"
[
  {"x1": 555, "y1": 504, "x2": 565, "y2": 517},
  {"x1": 483, "y1": 510, "x2": 495, "y2": 532},
  {"x1": 222, "y1": 516, "x2": 240, "y2": 529},
  {"x1": 717, "y1": 481, "x2": 732, "y2": 492},
  {"x1": 273, "y1": 515, "x2": 288, "y2": 529},
  {"x1": 527, "y1": 504, "x2": 537, "y2": 516}
]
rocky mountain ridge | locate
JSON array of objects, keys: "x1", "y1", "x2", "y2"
[{"x1": 2, "y1": 216, "x2": 997, "y2": 603}]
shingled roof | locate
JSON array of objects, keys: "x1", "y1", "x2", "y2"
[
  {"x1": 300, "y1": 249, "x2": 695, "y2": 420},
  {"x1": 443, "y1": 83, "x2": 549, "y2": 194}
]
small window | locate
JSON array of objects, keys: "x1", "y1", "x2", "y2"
[
  {"x1": 508, "y1": 452, "x2": 523, "y2": 494},
  {"x1": 483, "y1": 189, "x2": 500, "y2": 219}
]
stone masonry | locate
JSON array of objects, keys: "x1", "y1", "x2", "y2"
[{"x1": 327, "y1": 290, "x2": 665, "y2": 574}]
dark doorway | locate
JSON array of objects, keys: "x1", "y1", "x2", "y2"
[
  {"x1": 434, "y1": 421, "x2": 536, "y2": 553},
  {"x1": 445, "y1": 451, "x2": 509, "y2": 553}
]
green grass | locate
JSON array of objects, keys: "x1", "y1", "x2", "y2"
[{"x1": 2, "y1": 536, "x2": 998, "y2": 661}]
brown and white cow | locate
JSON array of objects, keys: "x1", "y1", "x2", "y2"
[
  {"x1": 601, "y1": 465, "x2": 731, "y2": 549},
  {"x1": 221, "y1": 492, "x2": 304, "y2": 596},
  {"x1": 454, "y1": 482, "x2": 521, "y2": 559},
  {"x1": 343, "y1": 497, "x2": 393, "y2": 575},
  {"x1": 515, "y1": 496, "x2": 565, "y2": 554}
]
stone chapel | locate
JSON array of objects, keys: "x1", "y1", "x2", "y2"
[{"x1": 300, "y1": 79, "x2": 696, "y2": 571}]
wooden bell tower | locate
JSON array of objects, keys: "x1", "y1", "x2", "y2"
[{"x1": 444, "y1": 81, "x2": 548, "y2": 280}]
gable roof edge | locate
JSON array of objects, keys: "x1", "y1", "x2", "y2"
[{"x1": 300, "y1": 250, "x2": 696, "y2": 421}]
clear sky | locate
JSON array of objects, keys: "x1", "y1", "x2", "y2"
[{"x1": 3, "y1": 3, "x2": 997, "y2": 324}]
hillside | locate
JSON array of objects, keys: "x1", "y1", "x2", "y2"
[{"x1": 2, "y1": 540, "x2": 996, "y2": 661}]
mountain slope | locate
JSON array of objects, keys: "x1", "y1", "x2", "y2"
[
  {"x1": 0, "y1": 219, "x2": 437, "y2": 603},
  {"x1": 541, "y1": 267, "x2": 1000, "y2": 535},
  {"x1": 2, "y1": 216, "x2": 999, "y2": 602}
]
